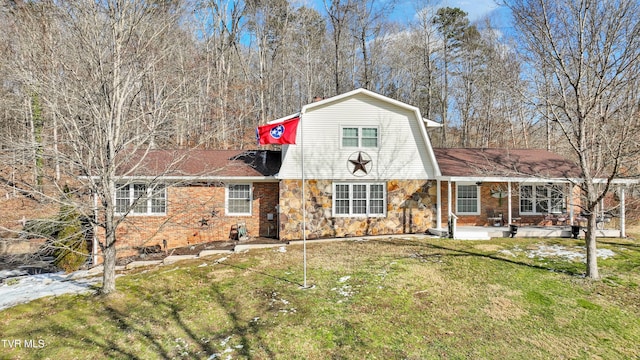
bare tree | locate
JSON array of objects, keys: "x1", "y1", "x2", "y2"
[
  {"x1": 507, "y1": 0, "x2": 640, "y2": 279},
  {"x1": 325, "y1": 0, "x2": 356, "y2": 94},
  {"x1": 408, "y1": 2, "x2": 441, "y2": 123},
  {"x1": 433, "y1": 7, "x2": 474, "y2": 146},
  {"x1": 288, "y1": 6, "x2": 327, "y2": 102},
  {"x1": 348, "y1": 0, "x2": 394, "y2": 90},
  {"x1": 3, "y1": 0, "x2": 192, "y2": 293}
]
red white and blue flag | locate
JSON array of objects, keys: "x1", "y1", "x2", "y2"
[{"x1": 256, "y1": 116, "x2": 300, "y2": 145}]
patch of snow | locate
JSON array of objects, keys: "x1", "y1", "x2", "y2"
[
  {"x1": 219, "y1": 336, "x2": 232, "y2": 347},
  {"x1": 0, "y1": 269, "x2": 29, "y2": 281},
  {"x1": 336, "y1": 285, "x2": 353, "y2": 297},
  {"x1": 0, "y1": 271, "x2": 100, "y2": 311},
  {"x1": 497, "y1": 249, "x2": 517, "y2": 257},
  {"x1": 526, "y1": 245, "x2": 615, "y2": 263},
  {"x1": 208, "y1": 336, "x2": 242, "y2": 360},
  {"x1": 595, "y1": 248, "x2": 616, "y2": 259},
  {"x1": 333, "y1": 275, "x2": 355, "y2": 302},
  {"x1": 276, "y1": 246, "x2": 287, "y2": 253}
]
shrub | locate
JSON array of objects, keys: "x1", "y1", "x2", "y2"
[
  {"x1": 52, "y1": 188, "x2": 90, "y2": 273},
  {"x1": 52, "y1": 214, "x2": 89, "y2": 273},
  {"x1": 21, "y1": 219, "x2": 59, "y2": 239}
]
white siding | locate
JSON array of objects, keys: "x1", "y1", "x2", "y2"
[{"x1": 278, "y1": 92, "x2": 438, "y2": 180}]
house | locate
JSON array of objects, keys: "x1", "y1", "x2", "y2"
[
  {"x1": 95, "y1": 88, "x2": 634, "y2": 262},
  {"x1": 275, "y1": 88, "x2": 442, "y2": 241}
]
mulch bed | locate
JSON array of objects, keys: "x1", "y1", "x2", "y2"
[{"x1": 115, "y1": 237, "x2": 283, "y2": 266}]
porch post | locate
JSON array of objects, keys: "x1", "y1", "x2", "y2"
[
  {"x1": 507, "y1": 181, "x2": 512, "y2": 225},
  {"x1": 620, "y1": 186, "x2": 626, "y2": 238},
  {"x1": 437, "y1": 179, "x2": 442, "y2": 229},
  {"x1": 92, "y1": 190, "x2": 99, "y2": 266},
  {"x1": 569, "y1": 184, "x2": 574, "y2": 226},
  {"x1": 447, "y1": 181, "x2": 452, "y2": 222}
]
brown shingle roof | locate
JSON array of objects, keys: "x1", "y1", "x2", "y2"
[
  {"x1": 433, "y1": 148, "x2": 582, "y2": 179},
  {"x1": 117, "y1": 150, "x2": 281, "y2": 178}
]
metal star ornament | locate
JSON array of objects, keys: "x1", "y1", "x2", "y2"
[{"x1": 348, "y1": 151, "x2": 372, "y2": 176}]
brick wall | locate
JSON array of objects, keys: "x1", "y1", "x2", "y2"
[
  {"x1": 439, "y1": 181, "x2": 581, "y2": 226},
  {"x1": 96, "y1": 181, "x2": 280, "y2": 260}
]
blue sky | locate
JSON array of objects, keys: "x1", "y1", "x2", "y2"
[
  {"x1": 428, "y1": 0, "x2": 503, "y2": 22},
  {"x1": 303, "y1": 0, "x2": 510, "y2": 28},
  {"x1": 392, "y1": 0, "x2": 510, "y2": 26}
]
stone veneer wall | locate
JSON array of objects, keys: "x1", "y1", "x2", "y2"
[
  {"x1": 97, "y1": 182, "x2": 279, "y2": 260},
  {"x1": 278, "y1": 179, "x2": 437, "y2": 241}
]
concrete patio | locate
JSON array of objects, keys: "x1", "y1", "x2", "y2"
[{"x1": 429, "y1": 225, "x2": 621, "y2": 240}]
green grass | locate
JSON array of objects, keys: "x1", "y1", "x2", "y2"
[{"x1": 1, "y1": 236, "x2": 639, "y2": 359}]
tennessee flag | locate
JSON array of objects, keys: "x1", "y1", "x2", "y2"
[{"x1": 256, "y1": 116, "x2": 300, "y2": 145}]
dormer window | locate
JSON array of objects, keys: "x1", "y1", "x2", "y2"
[{"x1": 342, "y1": 127, "x2": 378, "y2": 148}]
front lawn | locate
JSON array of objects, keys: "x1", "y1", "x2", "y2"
[{"x1": 1, "y1": 236, "x2": 639, "y2": 359}]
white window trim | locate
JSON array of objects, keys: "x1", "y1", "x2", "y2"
[
  {"x1": 456, "y1": 183, "x2": 481, "y2": 215},
  {"x1": 115, "y1": 183, "x2": 166, "y2": 216},
  {"x1": 332, "y1": 182, "x2": 387, "y2": 217},
  {"x1": 519, "y1": 184, "x2": 566, "y2": 215},
  {"x1": 340, "y1": 126, "x2": 379, "y2": 149},
  {"x1": 226, "y1": 183, "x2": 253, "y2": 216}
]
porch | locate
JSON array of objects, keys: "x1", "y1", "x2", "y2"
[
  {"x1": 432, "y1": 148, "x2": 635, "y2": 240},
  {"x1": 428, "y1": 225, "x2": 621, "y2": 240}
]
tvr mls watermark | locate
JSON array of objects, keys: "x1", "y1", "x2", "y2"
[{"x1": 2, "y1": 339, "x2": 46, "y2": 349}]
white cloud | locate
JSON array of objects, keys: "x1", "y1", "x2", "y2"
[
  {"x1": 441, "y1": 0, "x2": 501, "y2": 21},
  {"x1": 396, "y1": 0, "x2": 502, "y2": 22}
]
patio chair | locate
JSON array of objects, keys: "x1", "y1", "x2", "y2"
[
  {"x1": 487, "y1": 209, "x2": 504, "y2": 227},
  {"x1": 555, "y1": 213, "x2": 568, "y2": 226},
  {"x1": 229, "y1": 222, "x2": 248, "y2": 241}
]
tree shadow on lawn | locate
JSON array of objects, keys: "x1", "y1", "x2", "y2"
[
  {"x1": 88, "y1": 283, "x2": 276, "y2": 359},
  {"x1": 7, "y1": 280, "x2": 278, "y2": 359},
  {"x1": 369, "y1": 238, "x2": 585, "y2": 276},
  {"x1": 598, "y1": 238, "x2": 640, "y2": 250}
]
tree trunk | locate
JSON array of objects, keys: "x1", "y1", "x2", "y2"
[
  {"x1": 584, "y1": 213, "x2": 599, "y2": 279},
  {"x1": 101, "y1": 233, "x2": 117, "y2": 294}
]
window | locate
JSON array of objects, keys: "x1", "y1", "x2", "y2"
[
  {"x1": 456, "y1": 184, "x2": 479, "y2": 214},
  {"x1": 227, "y1": 184, "x2": 252, "y2": 215},
  {"x1": 342, "y1": 127, "x2": 378, "y2": 148},
  {"x1": 342, "y1": 128, "x2": 359, "y2": 147},
  {"x1": 115, "y1": 183, "x2": 166, "y2": 215},
  {"x1": 361, "y1": 128, "x2": 378, "y2": 147},
  {"x1": 520, "y1": 184, "x2": 565, "y2": 214},
  {"x1": 333, "y1": 182, "x2": 386, "y2": 217}
]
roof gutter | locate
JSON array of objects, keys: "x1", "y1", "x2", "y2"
[{"x1": 80, "y1": 175, "x2": 279, "y2": 182}]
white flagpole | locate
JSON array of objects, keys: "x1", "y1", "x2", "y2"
[{"x1": 300, "y1": 113, "x2": 307, "y2": 288}]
